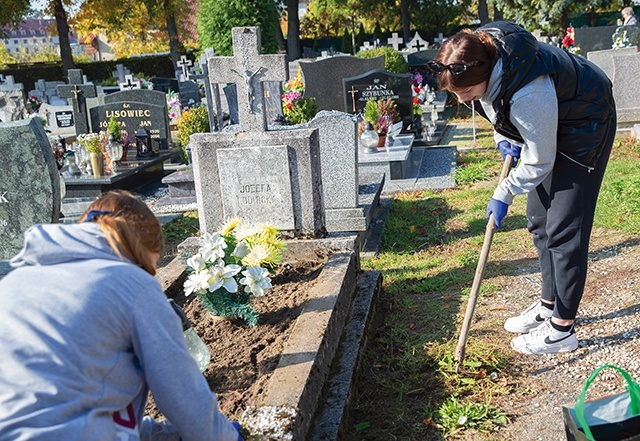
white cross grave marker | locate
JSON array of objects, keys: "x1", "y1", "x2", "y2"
[
  {"x1": 177, "y1": 55, "x2": 193, "y2": 81},
  {"x1": 406, "y1": 32, "x2": 429, "y2": 53},
  {"x1": 433, "y1": 33, "x2": 445, "y2": 46},
  {"x1": 388, "y1": 32, "x2": 404, "y2": 51}
]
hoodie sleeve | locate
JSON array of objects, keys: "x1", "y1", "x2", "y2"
[
  {"x1": 130, "y1": 286, "x2": 239, "y2": 441},
  {"x1": 492, "y1": 75, "x2": 557, "y2": 205}
]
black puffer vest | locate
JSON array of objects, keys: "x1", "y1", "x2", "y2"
[{"x1": 474, "y1": 21, "x2": 615, "y2": 169}]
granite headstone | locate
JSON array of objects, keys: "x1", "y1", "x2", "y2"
[
  {"x1": 56, "y1": 69, "x2": 97, "y2": 135},
  {"x1": 0, "y1": 118, "x2": 61, "y2": 260},
  {"x1": 343, "y1": 69, "x2": 413, "y2": 131},
  {"x1": 299, "y1": 55, "x2": 385, "y2": 112},
  {"x1": 89, "y1": 101, "x2": 170, "y2": 150}
]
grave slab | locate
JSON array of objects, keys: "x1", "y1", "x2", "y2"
[
  {"x1": 62, "y1": 152, "x2": 172, "y2": 198},
  {"x1": 358, "y1": 133, "x2": 415, "y2": 180}
]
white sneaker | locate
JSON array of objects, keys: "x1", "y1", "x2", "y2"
[
  {"x1": 504, "y1": 299, "x2": 553, "y2": 333},
  {"x1": 510, "y1": 319, "x2": 579, "y2": 355}
]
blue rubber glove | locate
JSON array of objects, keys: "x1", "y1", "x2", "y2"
[
  {"x1": 497, "y1": 140, "x2": 521, "y2": 167},
  {"x1": 232, "y1": 421, "x2": 244, "y2": 441},
  {"x1": 486, "y1": 198, "x2": 509, "y2": 229}
]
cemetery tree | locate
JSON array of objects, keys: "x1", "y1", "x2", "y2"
[
  {"x1": 197, "y1": 0, "x2": 281, "y2": 56},
  {"x1": 73, "y1": 0, "x2": 190, "y2": 62},
  {"x1": 0, "y1": 0, "x2": 31, "y2": 35},
  {"x1": 0, "y1": 0, "x2": 75, "y2": 73},
  {"x1": 410, "y1": 0, "x2": 471, "y2": 39},
  {"x1": 287, "y1": 0, "x2": 301, "y2": 61}
]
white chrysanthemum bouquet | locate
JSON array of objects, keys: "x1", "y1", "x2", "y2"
[{"x1": 183, "y1": 218, "x2": 285, "y2": 326}]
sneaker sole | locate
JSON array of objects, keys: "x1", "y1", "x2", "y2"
[{"x1": 510, "y1": 339, "x2": 579, "y2": 355}]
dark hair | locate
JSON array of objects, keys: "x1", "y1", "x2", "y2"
[
  {"x1": 79, "y1": 190, "x2": 164, "y2": 275},
  {"x1": 434, "y1": 29, "x2": 499, "y2": 91}
]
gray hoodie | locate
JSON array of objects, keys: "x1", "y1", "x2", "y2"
[
  {"x1": 479, "y1": 59, "x2": 558, "y2": 205},
  {"x1": 0, "y1": 223, "x2": 239, "y2": 441}
]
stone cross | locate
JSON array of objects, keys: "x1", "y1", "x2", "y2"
[
  {"x1": 433, "y1": 33, "x2": 445, "y2": 46},
  {"x1": 0, "y1": 75, "x2": 22, "y2": 91},
  {"x1": 207, "y1": 27, "x2": 288, "y2": 132},
  {"x1": 119, "y1": 74, "x2": 141, "y2": 90},
  {"x1": 388, "y1": 32, "x2": 404, "y2": 51},
  {"x1": 406, "y1": 32, "x2": 430, "y2": 53},
  {"x1": 56, "y1": 69, "x2": 97, "y2": 135},
  {"x1": 177, "y1": 55, "x2": 193, "y2": 81},
  {"x1": 190, "y1": 48, "x2": 222, "y2": 131}
]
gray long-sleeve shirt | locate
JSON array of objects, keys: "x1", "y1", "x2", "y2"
[
  {"x1": 479, "y1": 59, "x2": 558, "y2": 205},
  {"x1": 0, "y1": 223, "x2": 239, "y2": 441}
]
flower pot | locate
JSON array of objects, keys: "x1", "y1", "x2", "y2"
[
  {"x1": 90, "y1": 152, "x2": 103, "y2": 177},
  {"x1": 376, "y1": 135, "x2": 387, "y2": 148}
]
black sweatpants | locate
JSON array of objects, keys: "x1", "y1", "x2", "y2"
[{"x1": 526, "y1": 119, "x2": 617, "y2": 320}]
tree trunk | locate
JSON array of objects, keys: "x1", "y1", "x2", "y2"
[
  {"x1": 52, "y1": 0, "x2": 74, "y2": 75},
  {"x1": 164, "y1": 0, "x2": 180, "y2": 71},
  {"x1": 493, "y1": 6, "x2": 503, "y2": 21},
  {"x1": 560, "y1": 8, "x2": 568, "y2": 33},
  {"x1": 478, "y1": 0, "x2": 489, "y2": 25},
  {"x1": 401, "y1": 0, "x2": 410, "y2": 43},
  {"x1": 287, "y1": 0, "x2": 301, "y2": 61}
]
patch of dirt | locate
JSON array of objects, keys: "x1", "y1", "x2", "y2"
[{"x1": 145, "y1": 259, "x2": 326, "y2": 420}]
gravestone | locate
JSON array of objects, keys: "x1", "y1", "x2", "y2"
[
  {"x1": 0, "y1": 90, "x2": 28, "y2": 123},
  {"x1": 307, "y1": 111, "x2": 370, "y2": 232},
  {"x1": 119, "y1": 74, "x2": 142, "y2": 91},
  {"x1": 343, "y1": 69, "x2": 413, "y2": 131},
  {"x1": 587, "y1": 46, "x2": 638, "y2": 80},
  {"x1": 113, "y1": 64, "x2": 131, "y2": 83},
  {"x1": 38, "y1": 102, "x2": 75, "y2": 137},
  {"x1": 0, "y1": 76, "x2": 24, "y2": 92},
  {"x1": 177, "y1": 54, "x2": 194, "y2": 81},
  {"x1": 191, "y1": 26, "x2": 325, "y2": 237},
  {"x1": 191, "y1": 49, "x2": 221, "y2": 131},
  {"x1": 57, "y1": 69, "x2": 97, "y2": 135},
  {"x1": 89, "y1": 100, "x2": 170, "y2": 150},
  {"x1": 387, "y1": 32, "x2": 404, "y2": 51},
  {"x1": 610, "y1": 52, "x2": 640, "y2": 125},
  {"x1": 405, "y1": 32, "x2": 430, "y2": 53},
  {"x1": 102, "y1": 89, "x2": 171, "y2": 141},
  {"x1": 575, "y1": 25, "x2": 621, "y2": 53},
  {"x1": 299, "y1": 55, "x2": 385, "y2": 112},
  {"x1": 178, "y1": 80, "x2": 201, "y2": 107},
  {"x1": 150, "y1": 77, "x2": 179, "y2": 94},
  {"x1": 222, "y1": 84, "x2": 240, "y2": 125},
  {"x1": 0, "y1": 118, "x2": 61, "y2": 260}
]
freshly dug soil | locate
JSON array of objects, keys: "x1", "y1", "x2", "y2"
[{"x1": 145, "y1": 259, "x2": 326, "y2": 420}]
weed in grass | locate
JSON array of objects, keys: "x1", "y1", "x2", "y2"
[{"x1": 434, "y1": 396, "x2": 508, "y2": 436}]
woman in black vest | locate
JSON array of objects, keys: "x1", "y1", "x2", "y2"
[{"x1": 428, "y1": 22, "x2": 616, "y2": 355}]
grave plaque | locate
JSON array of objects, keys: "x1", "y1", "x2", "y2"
[
  {"x1": 343, "y1": 69, "x2": 413, "y2": 130},
  {"x1": 263, "y1": 81, "x2": 284, "y2": 121},
  {"x1": 0, "y1": 118, "x2": 61, "y2": 260},
  {"x1": 55, "y1": 110, "x2": 74, "y2": 128},
  {"x1": 38, "y1": 103, "x2": 75, "y2": 136},
  {"x1": 89, "y1": 101, "x2": 170, "y2": 150},
  {"x1": 217, "y1": 145, "x2": 294, "y2": 229}
]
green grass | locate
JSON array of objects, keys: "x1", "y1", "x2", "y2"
[{"x1": 344, "y1": 129, "x2": 640, "y2": 440}]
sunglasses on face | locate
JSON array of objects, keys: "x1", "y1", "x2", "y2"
[{"x1": 427, "y1": 60, "x2": 484, "y2": 75}]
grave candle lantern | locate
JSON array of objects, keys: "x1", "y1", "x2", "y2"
[{"x1": 135, "y1": 126, "x2": 153, "y2": 159}]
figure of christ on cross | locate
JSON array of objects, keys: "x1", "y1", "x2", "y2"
[
  {"x1": 348, "y1": 86, "x2": 359, "y2": 113},
  {"x1": 206, "y1": 27, "x2": 288, "y2": 132}
]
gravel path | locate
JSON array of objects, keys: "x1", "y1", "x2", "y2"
[{"x1": 482, "y1": 232, "x2": 640, "y2": 440}]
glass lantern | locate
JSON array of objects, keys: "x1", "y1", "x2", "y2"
[
  {"x1": 360, "y1": 122, "x2": 379, "y2": 154},
  {"x1": 105, "y1": 135, "x2": 124, "y2": 173},
  {"x1": 135, "y1": 126, "x2": 154, "y2": 159}
]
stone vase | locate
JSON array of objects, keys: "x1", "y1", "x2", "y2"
[{"x1": 90, "y1": 152, "x2": 103, "y2": 177}]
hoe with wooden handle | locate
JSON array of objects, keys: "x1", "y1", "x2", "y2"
[{"x1": 454, "y1": 155, "x2": 513, "y2": 374}]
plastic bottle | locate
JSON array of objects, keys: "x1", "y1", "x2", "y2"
[{"x1": 168, "y1": 299, "x2": 211, "y2": 372}]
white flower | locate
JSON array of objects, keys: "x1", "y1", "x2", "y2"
[
  {"x1": 232, "y1": 241, "x2": 251, "y2": 259},
  {"x1": 232, "y1": 224, "x2": 261, "y2": 241},
  {"x1": 199, "y1": 232, "x2": 227, "y2": 262},
  {"x1": 208, "y1": 263, "x2": 241, "y2": 293},
  {"x1": 186, "y1": 253, "x2": 206, "y2": 272},
  {"x1": 239, "y1": 267, "x2": 272, "y2": 297},
  {"x1": 184, "y1": 270, "x2": 212, "y2": 296}
]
